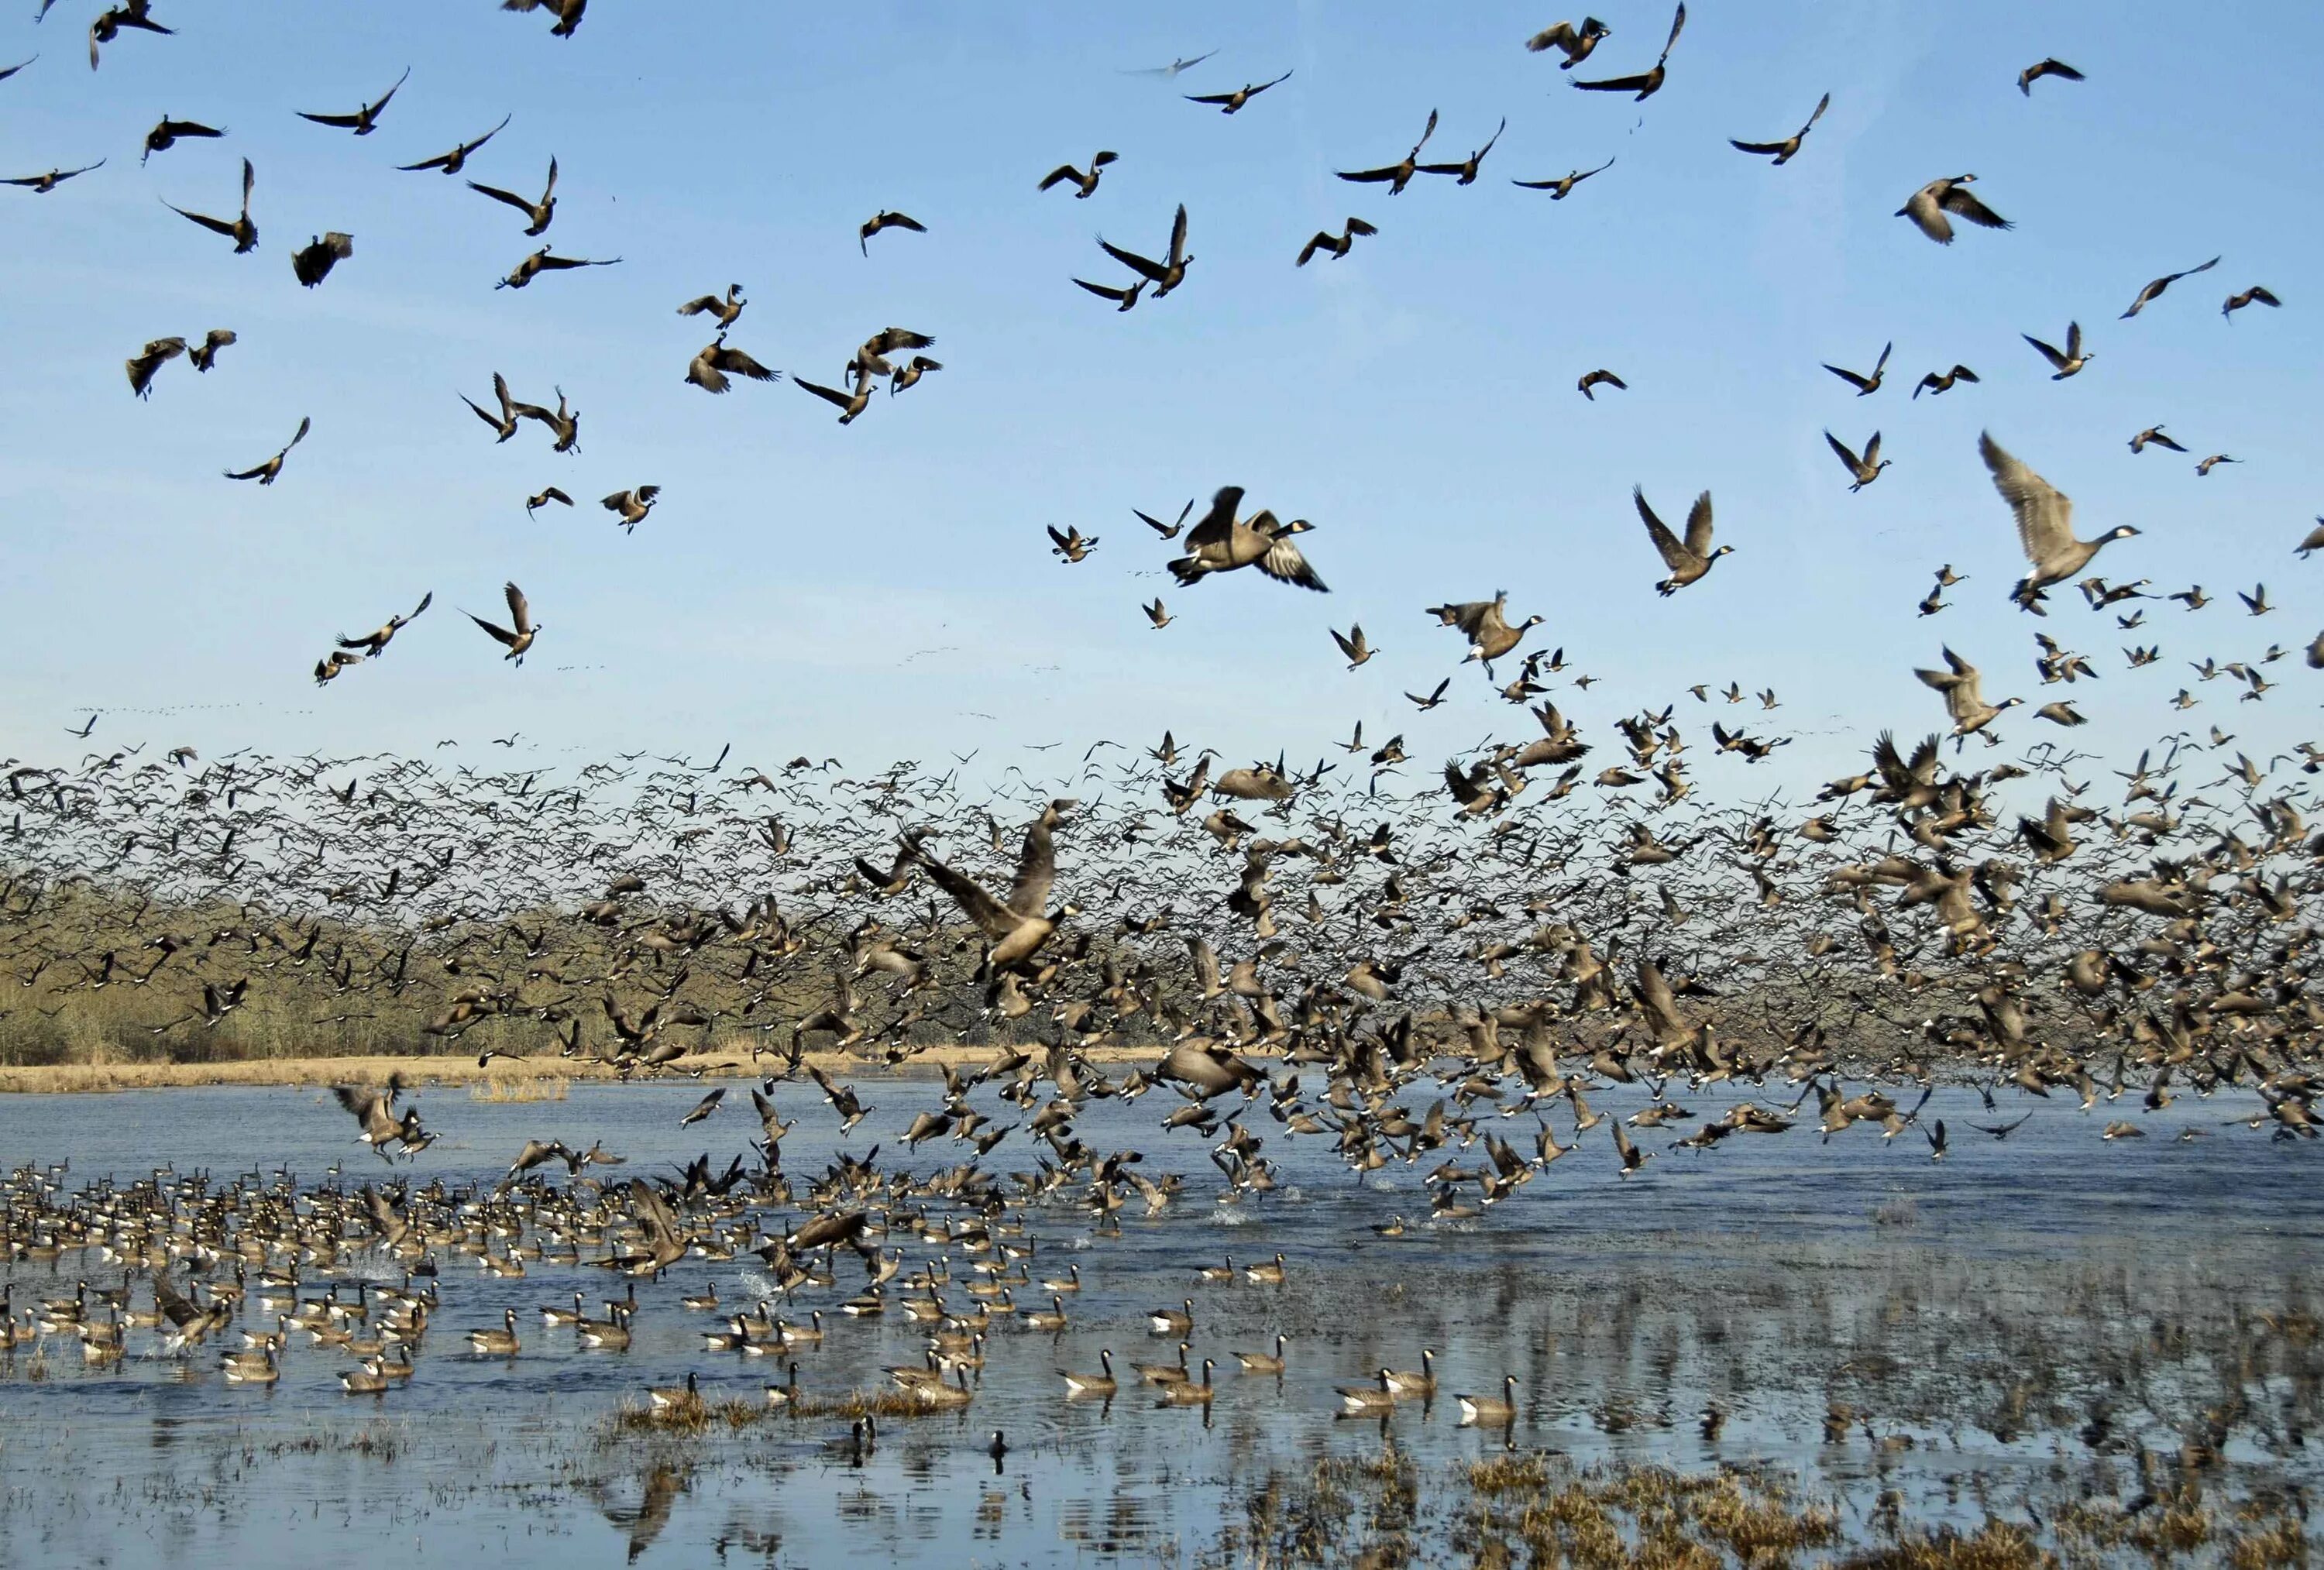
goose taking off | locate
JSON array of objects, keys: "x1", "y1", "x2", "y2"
[{"x1": 1979, "y1": 432, "x2": 2139, "y2": 611}]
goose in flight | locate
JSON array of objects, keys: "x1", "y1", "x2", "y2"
[
  {"x1": 524, "y1": 486, "x2": 572, "y2": 517},
  {"x1": 1511, "y1": 156, "x2": 1614, "y2": 199},
  {"x1": 398, "y1": 114, "x2": 510, "y2": 174},
  {"x1": 1124, "y1": 51, "x2": 1216, "y2": 79},
  {"x1": 1074, "y1": 276, "x2": 1144, "y2": 311},
  {"x1": 1979, "y1": 432, "x2": 2139, "y2": 610},
  {"x1": 1896, "y1": 174, "x2": 2009, "y2": 245},
  {"x1": 469, "y1": 157, "x2": 558, "y2": 235},
  {"x1": 1184, "y1": 70, "x2": 1292, "y2": 114},
  {"x1": 601, "y1": 486, "x2": 660, "y2": 532},
  {"x1": 906, "y1": 799, "x2": 1078, "y2": 974},
  {"x1": 1915, "y1": 647, "x2": 2022, "y2": 740},
  {"x1": 463, "y1": 373, "x2": 521, "y2": 441},
  {"x1": 2222, "y1": 285, "x2": 2280, "y2": 319},
  {"x1": 1572, "y1": 2, "x2": 1683, "y2": 99},
  {"x1": 291, "y1": 231, "x2": 353, "y2": 287},
  {"x1": 3, "y1": 159, "x2": 103, "y2": 192},
  {"x1": 466, "y1": 581, "x2": 540, "y2": 664},
  {"x1": 2128, "y1": 426, "x2": 2185, "y2": 455},
  {"x1": 1418, "y1": 117, "x2": 1506, "y2": 184},
  {"x1": 1428, "y1": 593, "x2": 1542, "y2": 668},
  {"x1": 2121, "y1": 256, "x2": 2218, "y2": 318},
  {"x1": 1912, "y1": 365, "x2": 1977, "y2": 398},
  {"x1": 858, "y1": 209, "x2": 926, "y2": 254},
  {"x1": 2017, "y1": 58, "x2": 2083, "y2": 94},
  {"x1": 685, "y1": 335, "x2": 779, "y2": 394},
  {"x1": 1824, "y1": 429, "x2": 1889, "y2": 492},
  {"x1": 1633, "y1": 487, "x2": 1728, "y2": 595},
  {"x1": 223, "y1": 416, "x2": 310, "y2": 485},
  {"x1": 1038, "y1": 150, "x2": 1116, "y2": 198},
  {"x1": 141, "y1": 115, "x2": 222, "y2": 163},
  {"x1": 163, "y1": 156, "x2": 256, "y2": 252},
  {"x1": 297, "y1": 67, "x2": 407, "y2": 136},
  {"x1": 510, "y1": 386, "x2": 577, "y2": 454},
  {"x1": 1576, "y1": 368, "x2": 1626, "y2": 400},
  {"x1": 503, "y1": 0, "x2": 587, "y2": 39},
  {"x1": 496, "y1": 247, "x2": 619, "y2": 290},
  {"x1": 1729, "y1": 92, "x2": 1829, "y2": 164},
  {"x1": 1525, "y1": 18, "x2": 1610, "y2": 67},
  {"x1": 1167, "y1": 486, "x2": 1327, "y2": 591},
  {"x1": 339, "y1": 593, "x2": 432, "y2": 657},
  {"x1": 88, "y1": 1, "x2": 172, "y2": 72},
  {"x1": 1098, "y1": 204, "x2": 1193, "y2": 296},
  {"x1": 188, "y1": 328, "x2": 234, "y2": 372},
  {"x1": 1294, "y1": 217, "x2": 1376, "y2": 266},
  {"x1": 1336, "y1": 108, "x2": 1439, "y2": 195},
  {"x1": 2022, "y1": 321, "x2": 2091, "y2": 379},
  {"x1": 795, "y1": 374, "x2": 874, "y2": 425},
  {"x1": 676, "y1": 283, "x2": 747, "y2": 328},
  {"x1": 1823, "y1": 341, "x2": 1890, "y2": 395},
  {"x1": 125, "y1": 336, "x2": 185, "y2": 400}
]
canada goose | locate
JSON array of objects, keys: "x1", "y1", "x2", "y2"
[
  {"x1": 2122, "y1": 256, "x2": 2219, "y2": 318},
  {"x1": 1235, "y1": 1335, "x2": 1288, "y2": 1375},
  {"x1": 1384, "y1": 1348, "x2": 1438, "y2": 1399},
  {"x1": 542, "y1": 1292, "x2": 584, "y2": 1326},
  {"x1": 397, "y1": 115, "x2": 510, "y2": 175},
  {"x1": 1047, "y1": 524, "x2": 1098, "y2": 562},
  {"x1": 577, "y1": 1304, "x2": 632, "y2": 1349},
  {"x1": 1169, "y1": 486, "x2": 1327, "y2": 591},
  {"x1": 1576, "y1": 368, "x2": 1626, "y2": 400},
  {"x1": 2223, "y1": 285, "x2": 2281, "y2": 318},
  {"x1": 776, "y1": 1310, "x2": 825, "y2": 1347},
  {"x1": 795, "y1": 374, "x2": 874, "y2": 424},
  {"x1": 1730, "y1": 90, "x2": 1832, "y2": 165},
  {"x1": 1131, "y1": 1342, "x2": 1191, "y2": 1385},
  {"x1": 2022, "y1": 321, "x2": 2092, "y2": 378},
  {"x1": 1896, "y1": 174, "x2": 2010, "y2": 245},
  {"x1": 1459, "y1": 1375, "x2": 1520, "y2": 1427},
  {"x1": 188, "y1": 327, "x2": 235, "y2": 372},
  {"x1": 1295, "y1": 217, "x2": 1377, "y2": 266},
  {"x1": 525, "y1": 486, "x2": 572, "y2": 517},
  {"x1": 2129, "y1": 426, "x2": 2185, "y2": 455},
  {"x1": 1185, "y1": 70, "x2": 1292, "y2": 114},
  {"x1": 469, "y1": 1308, "x2": 520, "y2": 1355},
  {"x1": 469, "y1": 156, "x2": 558, "y2": 235},
  {"x1": 676, "y1": 283, "x2": 748, "y2": 328},
  {"x1": 224, "y1": 416, "x2": 310, "y2": 484},
  {"x1": 125, "y1": 336, "x2": 186, "y2": 399},
  {"x1": 1512, "y1": 156, "x2": 1615, "y2": 198},
  {"x1": 1331, "y1": 624, "x2": 1374, "y2": 668},
  {"x1": 340, "y1": 1358, "x2": 390, "y2": 1395},
  {"x1": 686, "y1": 335, "x2": 779, "y2": 394},
  {"x1": 1244, "y1": 1252, "x2": 1287, "y2": 1285},
  {"x1": 1913, "y1": 365, "x2": 1977, "y2": 398},
  {"x1": 163, "y1": 156, "x2": 256, "y2": 251},
  {"x1": 646, "y1": 1370, "x2": 701, "y2": 1411},
  {"x1": 1337, "y1": 108, "x2": 1439, "y2": 194},
  {"x1": 1020, "y1": 1294, "x2": 1069, "y2": 1331},
  {"x1": 504, "y1": 0, "x2": 587, "y2": 37},
  {"x1": 1915, "y1": 647, "x2": 2023, "y2": 740},
  {"x1": 1125, "y1": 50, "x2": 1217, "y2": 78},
  {"x1": 1633, "y1": 487, "x2": 1729, "y2": 595},
  {"x1": 297, "y1": 67, "x2": 409, "y2": 136},
  {"x1": 1337, "y1": 1369, "x2": 1397, "y2": 1415},
  {"x1": 889, "y1": 356, "x2": 941, "y2": 395},
  {"x1": 904, "y1": 799, "x2": 1074, "y2": 974},
  {"x1": 858, "y1": 209, "x2": 927, "y2": 253},
  {"x1": 465, "y1": 581, "x2": 541, "y2": 664},
  {"x1": 1572, "y1": 2, "x2": 1683, "y2": 98},
  {"x1": 1824, "y1": 430, "x2": 1889, "y2": 491},
  {"x1": 1979, "y1": 432, "x2": 2140, "y2": 609},
  {"x1": 1157, "y1": 1359, "x2": 1217, "y2": 1404},
  {"x1": 88, "y1": 1, "x2": 172, "y2": 71},
  {"x1": 1039, "y1": 1263, "x2": 1081, "y2": 1294},
  {"x1": 2018, "y1": 57, "x2": 2084, "y2": 94},
  {"x1": 1527, "y1": 17, "x2": 1611, "y2": 67},
  {"x1": 1074, "y1": 276, "x2": 1145, "y2": 311},
  {"x1": 220, "y1": 1347, "x2": 279, "y2": 1385},
  {"x1": 1099, "y1": 203, "x2": 1194, "y2": 297},
  {"x1": 1823, "y1": 341, "x2": 1890, "y2": 395},
  {"x1": 602, "y1": 486, "x2": 661, "y2": 533},
  {"x1": 2195, "y1": 454, "x2": 2239, "y2": 476},
  {"x1": 914, "y1": 1366, "x2": 976, "y2": 1409},
  {"x1": 764, "y1": 1362, "x2": 800, "y2": 1407},
  {"x1": 1038, "y1": 149, "x2": 1116, "y2": 198},
  {"x1": 497, "y1": 246, "x2": 620, "y2": 290},
  {"x1": 142, "y1": 115, "x2": 224, "y2": 163},
  {"x1": 1143, "y1": 597, "x2": 1172, "y2": 628},
  {"x1": 1418, "y1": 117, "x2": 1507, "y2": 184}
]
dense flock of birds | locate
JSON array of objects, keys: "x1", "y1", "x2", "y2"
[{"x1": 4, "y1": 2, "x2": 2322, "y2": 1489}]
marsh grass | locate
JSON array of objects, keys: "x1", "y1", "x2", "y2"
[{"x1": 469, "y1": 1073, "x2": 570, "y2": 1103}]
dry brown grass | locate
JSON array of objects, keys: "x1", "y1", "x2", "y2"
[
  {"x1": 468, "y1": 1072, "x2": 570, "y2": 1102},
  {"x1": 1833, "y1": 1522, "x2": 2055, "y2": 1570}
]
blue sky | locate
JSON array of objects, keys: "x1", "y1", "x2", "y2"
[{"x1": 1, "y1": 2, "x2": 2316, "y2": 792}]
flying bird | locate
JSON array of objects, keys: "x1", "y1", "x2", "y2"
[
  {"x1": 290, "y1": 231, "x2": 353, "y2": 287},
  {"x1": 497, "y1": 247, "x2": 620, "y2": 290},
  {"x1": 1979, "y1": 432, "x2": 2140, "y2": 611},
  {"x1": 676, "y1": 283, "x2": 747, "y2": 328},
  {"x1": 2121, "y1": 256, "x2": 2219, "y2": 318},
  {"x1": 125, "y1": 336, "x2": 185, "y2": 399},
  {"x1": 601, "y1": 486, "x2": 660, "y2": 532},
  {"x1": 163, "y1": 156, "x2": 256, "y2": 252},
  {"x1": 88, "y1": 1, "x2": 172, "y2": 72},
  {"x1": 187, "y1": 327, "x2": 234, "y2": 371},
  {"x1": 859, "y1": 209, "x2": 926, "y2": 254},
  {"x1": 685, "y1": 335, "x2": 779, "y2": 394},
  {"x1": 1822, "y1": 341, "x2": 1891, "y2": 395},
  {"x1": 795, "y1": 374, "x2": 875, "y2": 425},
  {"x1": 140, "y1": 115, "x2": 222, "y2": 163},
  {"x1": 1572, "y1": 2, "x2": 1684, "y2": 99},
  {"x1": 2022, "y1": 321, "x2": 2092, "y2": 379},
  {"x1": 469, "y1": 157, "x2": 558, "y2": 234},
  {"x1": 1824, "y1": 430, "x2": 1889, "y2": 491},
  {"x1": 1912, "y1": 365, "x2": 1978, "y2": 398},
  {"x1": 1184, "y1": 70, "x2": 1292, "y2": 114},
  {"x1": 397, "y1": 115, "x2": 511, "y2": 174},
  {"x1": 339, "y1": 593, "x2": 433, "y2": 657},
  {"x1": 1511, "y1": 156, "x2": 1614, "y2": 199},
  {"x1": 1037, "y1": 151, "x2": 1117, "y2": 198},
  {"x1": 2017, "y1": 58, "x2": 2084, "y2": 94},
  {"x1": 2222, "y1": 285, "x2": 2280, "y2": 319},
  {"x1": 466, "y1": 582, "x2": 540, "y2": 664},
  {"x1": 1336, "y1": 108, "x2": 1439, "y2": 195},
  {"x1": 1896, "y1": 174, "x2": 2010, "y2": 245},
  {"x1": 1169, "y1": 486, "x2": 1327, "y2": 591},
  {"x1": 1729, "y1": 92, "x2": 1830, "y2": 164},
  {"x1": 1295, "y1": 217, "x2": 1377, "y2": 266},
  {"x1": 1123, "y1": 51, "x2": 1216, "y2": 79},
  {"x1": 6, "y1": 158, "x2": 103, "y2": 192},
  {"x1": 1098, "y1": 203, "x2": 1193, "y2": 297},
  {"x1": 1525, "y1": 18, "x2": 1611, "y2": 67},
  {"x1": 296, "y1": 67, "x2": 411, "y2": 136},
  {"x1": 1576, "y1": 369, "x2": 1627, "y2": 400},
  {"x1": 524, "y1": 486, "x2": 572, "y2": 518},
  {"x1": 1418, "y1": 117, "x2": 1507, "y2": 184},
  {"x1": 223, "y1": 416, "x2": 310, "y2": 485}
]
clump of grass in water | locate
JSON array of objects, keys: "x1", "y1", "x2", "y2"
[
  {"x1": 469, "y1": 1074, "x2": 569, "y2": 1103},
  {"x1": 1832, "y1": 1521, "x2": 2051, "y2": 1569}
]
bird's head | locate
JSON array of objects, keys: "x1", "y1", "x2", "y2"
[
  {"x1": 2109, "y1": 526, "x2": 2142, "y2": 541},
  {"x1": 1711, "y1": 545, "x2": 1737, "y2": 558}
]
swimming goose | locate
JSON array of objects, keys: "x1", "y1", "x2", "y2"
[
  {"x1": 1526, "y1": 18, "x2": 1610, "y2": 67},
  {"x1": 1822, "y1": 341, "x2": 1889, "y2": 395},
  {"x1": 1576, "y1": 368, "x2": 1626, "y2": 399},
  {"x1": 1633, "y1": 487, "x2": 1729, "y2": 595},
  {"x1": 1458, "y1": 1375, "x2": 1520, "y2": 1427},
  {"x1": 646, "y1": 1370, "x2": 700, "y2": 1411},
  {"x1": 465, "y1": 581, "x2": 541, "y2": 664},
  {"x1": 576, "y1": 1304, "x2": 632, "y2": 1349},
  {"x1": 1979, "y1": 432, "x2": 2139, "y2": 610},
  {"x1": 1915, "y1": 648, "x2": 2022, "y2": 740},
  {"x1": 1235, "y1": 1335, "x2": 1288, "y2": 1374},
  {"x1": 1336, "y1": 1369, "x2": 1397, "y2": 1415},
  {"x1": 469, "y1": 157, "x2": 557, "y2": 235},
  {"x1": 1730, "y1": 91, "x2": 1830, "y2": 164},
  {"x1": 914, "y1": 1367, "x2": 976, "y2": 1409},
  {"x1": 1572, "y1": 1, "x2": 1683, "y2": 98},
  {"x1": 2017, "y1": 57, "x2": 2084, "y2": 94},
  {"x1": 1913, "y1": 365, "x2": 1977, "y2": 398},
  {"x1": 764, "y1": 1363, "x2": 799, "y2": 1407},
  {"x1": 1295, "y1": 217, "x2": 1377, "y2": 266},
  {"x1": 2022, "y1": 321, "x2": 2091, "y2": 378},
  {"x1": 1168, "y1": 486, "x2": 1328, "y2": 591},
  {"x1": 1131, "y1": 1342, "x2": 1191, "y2": 1384},
  {"x1": 1019, "y1": 1294, "x2": 1069, "y2": 1331},
  {"x1": 1061, "y1": 1349, "x2": 1117, "y2": 1397},
  {"x1": 224, "y1": 415, "x2": 310, "y2": 484},
  {"x1": 297, "y1": 67, "x2": 409, "y2": 136},
  {"x1": 1157, "y1": 1359, "x2": 1216, "y2": 1404},
  {"x1": 541, "y1": 1291, "x2": 584, "y2": 1326},
  {"x1": 1038, "y1": 150, "x2": 1116, "y2": 198},
  {"x1": 2121, "y1": 256, "x2": 2219, "y2": 318},
  {"x1": 1513, "y1": 156, "x2": 1615, "y2": 198},
  {"x1": 1184, "y1": 70, "x2": 1291, "y2": 114},
  {"x1": 340, "y1": 1358, "x2": 390, "y2": 1394},
  {"x1": 220, "y1": 1347, "x2": 280, "y2": 1385},
  {"x1": 1336, "y1": 108, "x2": 1439, "y2": 194},
  {"x1": 1896, "y1": 174, "x2": 2009, "y2": 245},
  {"x1": 1149, "y1": 1297, "x2": 1195, "y2": 1335},
  {"x1": 1244, "y1": 1252, "x2": 1287, "y2": 1285},
  {"x1": 1824, "y1": 430, "x2": 1889, "y2": 491},
  {"x1": 1384, "y1": 1348, "x2": 1438, "y2": 1398},
  {"x1": 469, "y1": 1308, "x2": 520, "y2": 1355},
  {"x1": 858, "y1": 208, "x2": 926, "y2": 253},
  {"x1": 397, "y1": 114, "x2": 509, "y2": 174}
]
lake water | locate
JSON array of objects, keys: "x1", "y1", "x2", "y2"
[{"x1": 2, "y1": 1073, "x2": 2319, "y2": 1566}]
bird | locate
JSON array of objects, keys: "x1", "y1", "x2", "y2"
[
  {"x1": 524, "y1": 486, "x2": 572, "y2": 519},
  {"x1": 187, "y1": 328, "x2": 235, "y2": 373},
  {"x1": 1047, "y1": 525, "x2": 1097, "y2": 563},
  {"x1": 1729, "y1": 92, "x2": 1830, "y2": 164},
  {"x1": 163, "y1": 156, "x2": 256, "y2": 252},
  {"x1": 88, "y1": 1, "x2": 172, "y2": 72},
  {"x1": 2129, "y1": 426, "x2": 2185, "y2": 455},
  {"x1": 1098, "y1": 204, "x2": 1193, "y2": 297},
  {"x1": 1913, "y1": 366, "x2": 1978, "y2": 398},
  {"x1": 1428, "y1": 593, "x2": 1542, "y2": 667},
  {"x1": 601, "y1": 486, "x2": 660, "y2": 532},
  {"x1": 679, "y1": 1088, "x2": 724, "y2": 1126},
  {"x1": 1633, "y1": 487, "x2": 1729, "y2": 596},
  {"x1": 497, "y1": 248, "x2": 620, "y2": 290},
  {"x1": 1143, "y1": 598, "x2": 1172, "y2": 629},
  {"x1": 2121, "y1": 256, "x2": 2219, "y2": 318},
  {"x1": 290, "y1": 232, "x2": 354, "y2": 288},
  {"x1": 223, "y1": 417, "x2": 311, "y2": 486},
  {"x1": 1824, "y1": 431, "x2": 1889, "y2": 491},
  {"x1": 296, "y1": 67, "x2": 410, "y2": 136},
  {"x1": 2195, "y1": 454, "x2": 2240, "y2": 476},
  {"x1": 1337, "y1": 108, "x2": 1440, "y2": 195},
  {"x1": 685, "y1": 335, "x2": 779, "y2": 395},
  {"x1": 1577, "y1": 369, "x2": 1627, "y2": 400},
  {"x1": 1981, "y1": 433, "x2": 2140, "y2": 610},
  {"x1": 1418, "y1": 117, "x2": 1508, "y2": 184},
  {"x1": 1168, "y1": 486, "x2": 1327, "y2": 591},
  {"x1": 125, "y1": 337, "x2": 186, "y2": 400},
  {"x1": 1331, "y1": 624, "x2": 1374, "y2": 669},
  {"x1": 887, "y1": 356, "x2": 941, "y2": 396},
  {"x1": 1136, "y1": 499, "x2": 1195, "y2": 539},
  {"x1": 1073, "y1": 277, "x2": 1143, "y2": 311},
  {"x1": 1896, "y1": 174, "x2": 2010, "y2": 245},
  {"x1": 858, "y1": 209, "x2": 927, "y2": 255},
  {"x1": 2222, "y1": 285, "x2": 2281, "y2": 319},
  {"x1": 1572, "y1": 2, "x2": 1684, "y2": 98},
  {"x1": 795, "y1": 375, "x2": 874, "y2": 425},
  {"x1": 1823, "y1": 342, "x2": 1891, "y2": 395},
  {"x1": 2022, "y1": 321, "x2": 2092, "y2": 379},
  {"x1": 466, "y1": 582, "x2": 540, "y2": 665},
  {"x1": 502, "y1": 0, "x2": 588, "y2": 39},
  {"x1": 906, "y1": 799, "x2": 1077, "y2": 974},
  {"x1": 463, "y1": 373, "x2": 522, "y2": 442},
  {"x1": 1512, "y1": 156, "x2": 1615, "y2": 199},
  {"x1": 1295, "y1": 218, "x2": 1377, "y2": 266},
  {"x1": 1184, "y1": 70, "x2": 1292, "y2": 114},
  {"x1": 676, "y1": 283, "x2": 748, "y2": 328},
  {"x1": 1526, "y1": 18, "x2": 1611, "y2": 67},
  {"x1": 1916, "y1": 648, "x2": 2023, "y2": 740},
  {"x1": 397, "y1": 115, "x2": 510, "y2": 175},
  {"x1": 1124, "y1": 52, "x2": 1217, "y2": 79},
  {"x1": 469, "y1": 158, "x2": 559, "y2": 235},
  {"x1": 339, "y1": 593, "x2": 432, "y2": 657},
  {"x1": 1038, "y1": 151, "x2": 1117, "y2": 198},
  {"x1": 2018, "y1": 57, "x2": 2085, "y2": 94},
  {"x1": 140, "y1": 115, "x2": 223, "y2": 163}
]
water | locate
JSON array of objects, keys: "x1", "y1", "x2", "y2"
[{"x1": 2, "y1": 1073, "x2": 2319, "y2": 1566}]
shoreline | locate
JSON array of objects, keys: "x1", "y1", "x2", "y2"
[{"x1": 0, "y1": 1043, "x2": 1166, "y2": 1095}]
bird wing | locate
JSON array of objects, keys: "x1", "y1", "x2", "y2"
[
  {"x1": 1824, "y1": 431, "x2": 1862, "y2": 472},
  {"x1": 1098, "y1": 239, "x2": 1165, "y2": 280},
  {"x1": 1572, "y1": 70, "x2": 1652, "y2": 93},
  {"x1": 297, "y1": 108, "x2": 363, "y2": 128},
  {"x1": 911, "y1": 846, "x2": 1017, "y2": 938},
  {"x1": 1037, "y1": 164, "x2": 1076, "y2": 191},
  {"x1": 1729, "y1": 138, "x2": 1787, "y2": 155},
  {"x1": 1073, "y1": 277, "x2": 1131, "y2": 302},
  {"x1": 504, "y1": 581, "x2": 531, "y2": 632},
  {"x1": 1941, "y1": 187, "x2": 2010, "y2": 228},
  {"x1": 1006, "y1": 814, "x2": 1059, "y2": 918},
  {"x1": 713, "y1": 345, "x2": 777, "y2": 381},
  {"x1": 1260, "y1": 536, "x2": 1328, "y2": 592},
  {"x1": 1183, "y1": 486, "x2": 1244, "y2": 550},
  {"x1": 165, "y1": 202, "x2": 238, "y2": 238},
  {"x1": 793, "y1": 376, "x2": 852, "y2": 409},
  {"x1": 1660, "y1": 1, "x2": 1686, "y2": 56},
  {"x1": 1680, "y1": 492, "x2": 1714, "y2": 557},
  {"x1": 466, "y1": 179, "x2": 532, "y2": 212},
  {"x1": 1982, "y1": 433, "x2": 2074, "y2": 563},
  {"x1": 1167, "y1": 204, "x2": 1188, "y2": 263},
  {"x1": 1803, "y1": 91, "x2": 1831, "y2": 129},
  {"x1": 1633, "y1": 487, "x2": 1686, "y2": 569},
  {"x1": 1336, "y1": 165, "x2": 1404, "y2": 184}
]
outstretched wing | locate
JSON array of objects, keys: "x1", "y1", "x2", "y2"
[
  {"x1": 1633, "y1": 487, "x2": 1685, "y2": 569},
  {"x1": 1978, "y1": 431, "x2": 2073, "y2": 561}
]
